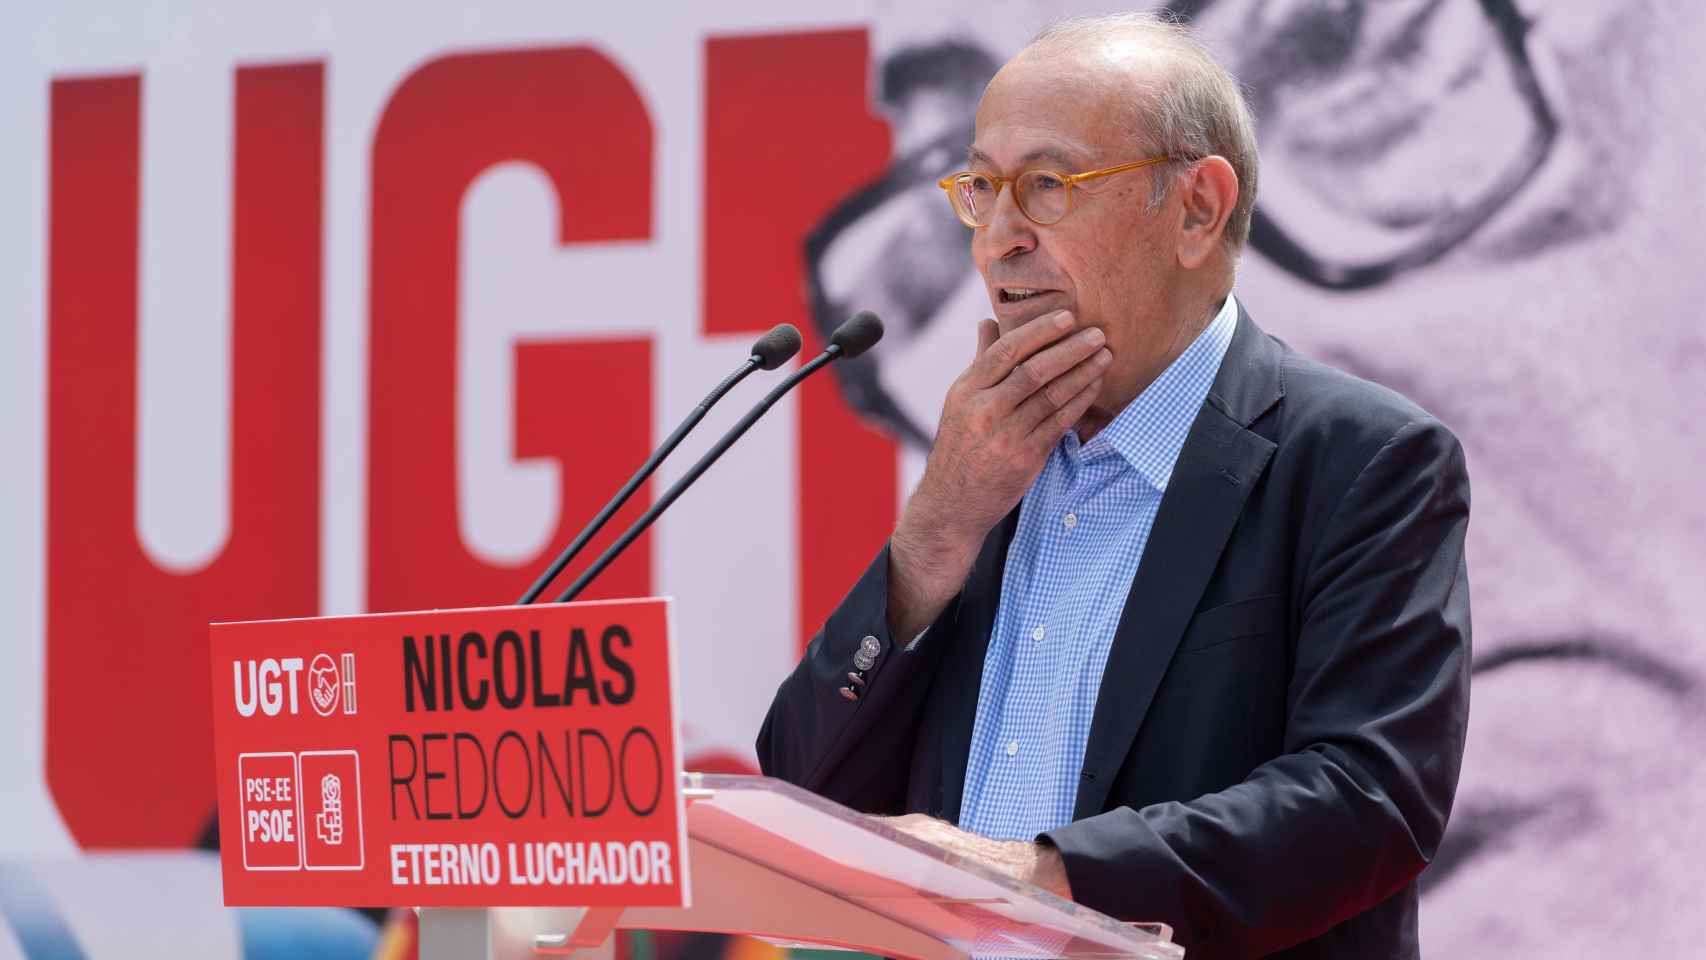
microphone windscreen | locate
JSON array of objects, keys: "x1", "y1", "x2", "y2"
[
  {"x1": 829, "y1": 310, "x2": 884, "y2": 359},
  {"x1": 750, "y1": 324, "x2": 804, "y2": 370}
]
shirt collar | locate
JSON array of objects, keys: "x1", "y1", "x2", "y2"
[{"x1": 1068, "y1": 293, "x2": 1239, "y2": 491}]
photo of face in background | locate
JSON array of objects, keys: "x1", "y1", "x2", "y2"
[{"x1": 808, "y1": 1, "x2": 1706, "y2": 955}]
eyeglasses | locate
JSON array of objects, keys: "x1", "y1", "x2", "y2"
[{"x1": 937, "y1": 155, "x2": 1173, "y2": 227}]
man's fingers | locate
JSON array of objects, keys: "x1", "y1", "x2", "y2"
[
  {"x1": 1020, "y1": 358, "x2": 1107, "y2": 440},
  {"x1": 971, "y1": 310, "x2": 1076, "y2": 386},
  {"x1": 1014, "y1": 347, "x2": 1109, "y2": 432},
  {"x1": 975, "y1": 318, "x2": 999, "y2": 358},
  {"x1": 996, "y1": 327, "x2": 1106, "y2": 407}
]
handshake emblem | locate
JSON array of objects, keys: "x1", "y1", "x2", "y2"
[{"x1": 307, "y1": 652, "x2": 359, "y2": 717}]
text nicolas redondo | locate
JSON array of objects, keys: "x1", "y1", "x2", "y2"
[{"x1": 387, "y1": 625, "x2": 665, "y2": 823}]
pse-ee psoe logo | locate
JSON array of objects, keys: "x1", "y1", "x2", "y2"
[{"x1": 233, "y1": 653, "x2": 359, "y2": 717}]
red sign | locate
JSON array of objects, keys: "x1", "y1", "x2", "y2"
[{"x1": 209, "y1": 599, "x2": 686, "y2": 908}]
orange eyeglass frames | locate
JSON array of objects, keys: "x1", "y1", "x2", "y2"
[{"x1": 938, "y1": 155, "x2": 1174, "y2": 227}]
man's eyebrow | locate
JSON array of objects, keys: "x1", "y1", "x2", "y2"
[
  {"x1": 1020, "y1": 147, "x2": 1081, "y2": 167},
  {"x1": 965, "y1": 145, "x2": 1084, "y2": 169}
]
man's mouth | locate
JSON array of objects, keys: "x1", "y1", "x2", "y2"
[{"x1": 999, "y1": 287, "x2": 1053, "y2": 303}]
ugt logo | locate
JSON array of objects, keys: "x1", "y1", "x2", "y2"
[
  {"x1": 308, "y1": 653, "x2": 358, "y2": 717},
  {"x1": 232, "y1": 652, "x2": 356, "y2": 717}
]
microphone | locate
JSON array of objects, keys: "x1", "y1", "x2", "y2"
[
  {"x1": 553, "y1": 311, "x2": 884, "y2": 603},
  {"x1": 516, "y1": 323, "x2": 803, "y2": 604},
  {"x1": 750, "y1": 324, "x2": 807, "y2": 370}
]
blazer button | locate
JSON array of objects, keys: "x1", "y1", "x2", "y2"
[
  {"x1": 838, "y1": 685, "x2": 860, "y2": 701},
  {"x1": 853, "y1": 635, "x2": 881, "y2": 671}
]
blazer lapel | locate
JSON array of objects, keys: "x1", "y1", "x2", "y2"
[
  {"x1": 935, "y1": 507, "x2": 1020, "y2": 822},
  {"x1": 1073, "y1": 307, "x2": 1282, "y2": 818}
]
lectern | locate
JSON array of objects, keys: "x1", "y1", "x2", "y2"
[
  {"x1": 208, "y1": 602, "x2": 1183, "y2": 959},
  {"x1": 423, "y1": 773, "x2": 1183, "y2": 960}
]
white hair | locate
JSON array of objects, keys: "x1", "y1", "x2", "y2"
[{"x1": 1029, "y1": 13, "x2": 1260, "y2": 254}]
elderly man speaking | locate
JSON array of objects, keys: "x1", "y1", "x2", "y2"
[{"x1": 759, "y1": 13, "x2": 1470, "y2": 960}]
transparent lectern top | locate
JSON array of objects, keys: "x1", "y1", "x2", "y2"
[{"x1": 682, "y1": 773, "x2": 1182, "y2": 960}]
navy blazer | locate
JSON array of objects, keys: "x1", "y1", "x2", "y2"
[{"x1": 757, "y1": 307, "x2": 1472, "y2": 960}]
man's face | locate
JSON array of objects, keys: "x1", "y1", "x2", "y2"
[{"x1": 970, "y1": 52, "x2": 1184, "y2": 417}]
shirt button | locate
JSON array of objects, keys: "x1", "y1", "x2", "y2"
[
  {"x1": 1006, "y1": 740, "x2": 1019, "y2": 757},
  {"x1": 1032, "y1": 625, "x2": 1045, "y2": 642},
  {"x1": 1063, "y1": 512, "x2": 1077, "y2": 530}
]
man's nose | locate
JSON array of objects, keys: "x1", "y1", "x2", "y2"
[{"x1": 975, "y1": 182, "x2": 1037, "y2": 262}]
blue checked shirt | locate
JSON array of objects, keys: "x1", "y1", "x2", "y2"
[{"x1": 957, "y1": 295, "x2": 1238, "y2": 841}]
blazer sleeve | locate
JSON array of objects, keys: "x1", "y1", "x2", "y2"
[
  {"x1": 1042, "y1": 416, "x2": 1472, "y2": 957},
  {"x1": 756, "y1": 543, "x2": 955, "y2": 814}
]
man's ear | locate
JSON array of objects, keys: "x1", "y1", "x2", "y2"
[{"x1": 1176, "y1": 156, "x2": 1238, "y2": 269}]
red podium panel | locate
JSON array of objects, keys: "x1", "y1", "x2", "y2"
[{"x1": 209, "y1": 599, "x2": 686, "y2": 909}]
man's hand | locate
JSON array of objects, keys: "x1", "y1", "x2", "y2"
[
  {"x1": 883, "y1": 813, "x2": 1073, "y2": 900},
  {"x1": 888, "y1": 310, "x2": 1110, "y2": 639}
]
